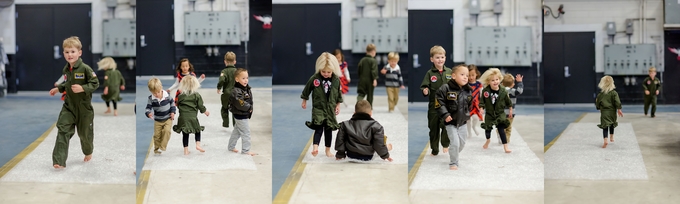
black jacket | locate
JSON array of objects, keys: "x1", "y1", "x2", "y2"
[
  {"x1": 229, "y1": 82, "x2": 253, "y2": 118},
  {"x1": 335, "y1": 113, "x2": 390, "y2": 160},
  {"x1": 435, "y1": 80, "x2": 473, "y2": 127}
]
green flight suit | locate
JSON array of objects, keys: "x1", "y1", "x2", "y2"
[
  {"x1": 101, "y1": 69, "x2": 124, "y2": 102},
  {"x1": 301, "y1": 73, "x2": 343, "y2": 131},
  {"x1": 357, "y1": 55, "x2": 378, "y2": 106},
  {"x1": 173, "y1": 93, "x2": 207, "y2": 134},
  {"x1": 642, "y1": 77, "x2": 661, "y2": 117},
  {"x1": 596, "y1": 90, "x2": 622, "y2": 129},
  {"x1": 53, "y1": 58, "x2": 100, "y2": 167},
  {"x1": 420, "y1": 65, "x2": 452, "y2": 155},
  {"x1": 479, "y1": 85, "x2": 512, "y2": 130},
  {"x1": 217, "y1": 65, "x2": 237, "y2": 127}
]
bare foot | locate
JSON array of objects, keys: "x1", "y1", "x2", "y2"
[
  {"x1": 184, "y1": 148, "x2": 190, "y2": 155},
  {"x1": 84, "y1": 154, "x2": 92, "y2": 162},
  {"x1": 230, "y1": 149, "x2": 239, "y2": 153},
  {"x1": 610, "y1": 135, "x2": 615, "y2": 142},
  {"x1": 325, "y1": 149, "x2": 334, "y2": 158},
  {"x1": 53, "y1": 164, "x2": 65, "y2": 169},
  {"x1": 483, "y1": 140, "x2": 490, "y2": 149},
  {"x1": 443, "y1": 147, "x2": 449, "y2": 153},
  {"x1": 311, "y1": 150, "x2": 318, "y2": 157},
  {"x1": 104, "y1": 109, "x2": 111, "y2": 114},
  {"x1": 504, "y1": 149, "x2": 512, "y2": 153},
  {"x1": 387, "y1": 143, "x2": 393, "y2": 151},
  {"x1": 196, "y1": 146, "x2": 205, "y2": 153},
  {"x1": 246, "y1": 152, "x2": 258, "y2": 156},
  {"x1": 450, "y1": 165, "x2": 458, "y2": 170},
  {"x1": 602, "y1": 141, "x2": 608, "y2": 148},
  {"x1": 113, "y1": 110, "x2": 118, "y2": 116},
  {"x1": 503, "y1": 144, "x2": 512, "y2": 153}
]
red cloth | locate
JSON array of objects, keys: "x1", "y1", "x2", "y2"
[
  {"x1": 174, "y1": 72, "x2": 197, "y2": 105},
  {"x1": 339, "y1": 61, "x2": 349, "y2": 94},
  {"x1": 469, "y1": 81, "x2": 483, "y2": 120}
]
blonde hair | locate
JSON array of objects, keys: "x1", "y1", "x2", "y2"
[
  {"x1": 63, "y1": 36, "x2": 82, "y2": 50},
  {"x1": 598, "y1": 76, "x2": 615, "y2": 93},
  {"x1": 355, "y1": 100, "x2": 372, "y2": 114},
  {"x1": 179, "y1": 75, "x2": 201, "y2": 95},
  {"x1": 387, "y1": 52, "x2": 400, "y2": 61},
  {"x1": 430, "y1": 45, "x2": 445, "y2": 57},
  {"x1": 366, "y1": 44, "x2": 376, "y2": 53},
  {"x1": 224, "y1": 52, "x2": 236, "y2": 63},
  {"x1": 148, "y1": 77, "x2": 163, "y2": 93},
  {"x1": 315, "y1": 52, "x2": 341, "y2": 77},
  {"x1": 452, "y1": 64, "x2": 468, "y2": 74},
  {"x1": 502, "y1": 73, "x2": 515, "y2": 87},
  {"x1": 479, "y1": 68, "x2": 504, "y2": 88},
  {"x1": 235, "y1": 68, "x2": 248, "y2": 79},
  {"x1": 97, "y1": 57, "x2": 117, "y2": 71},
  {"x1": 649, "y1": 67, "x2": 656, "y2": 72}
]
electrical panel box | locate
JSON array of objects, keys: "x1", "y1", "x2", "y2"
[
  {"x1": 625, "y1": 19, "x2": 634, "y2": 35},
  {"x1": 184, "y1": 11, "x2": 241, "y2": 46},
  {"x1": 355, "y1": 0, "x2": 366, "y2": 8},
  {"x1": 352, "y1": 18, "x2": 408, "y2": 53},
  {"x1": 665, "y1": 0, "x2": 680, "y2": 24},
  {"x1": 464, "y1": 26, "x2": 533, "y2": 66},
  {"x1": 606, "y1": 22, "x2": 616, "y2": 36},
  {"x1": 604, "y1": 44, "x2": 659, "y2": 75},
  {"x1": 469, "y1": 0, "x2": 481, "y2": 15},
  {"x1": 103, "y1": 19, "x2": 136, "y2": 57},
  {"x1": 493, "y1": 0, "x2": 503, "y2": 14}
]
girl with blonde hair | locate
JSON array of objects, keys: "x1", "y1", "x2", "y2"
[
  {"x1": 595, "y1": 76, "x2": 623, "y2": 148},
  {"x1": 172, "y1": 75, "x2": 210, "y2": 155},
  {"x1": 98, "y1": 57, "x2": 125, "y2": 116},
  {"x1": 478, "y1": 68, "x2": 513, "y2": 153}
]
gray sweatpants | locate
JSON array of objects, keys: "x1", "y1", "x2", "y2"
[
  {"x1": 228, "y1": 119, "x2": 251, "y2": 154},
  {"x1": 446, "y1": 124, "x2": 467, "y2": 166}
]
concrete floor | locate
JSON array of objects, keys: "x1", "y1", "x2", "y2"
[
  {"x1": 136, "y1": 77, "x2": 272, "y2": 203},
  {"x1": 273, "y1": 86, "x2": 409, "y2": 203},
  {"x1": 408, "y1": 103, "x2": 544, "y2": 204},
  {"x1": 545, "y1": 111, "x2": 680, "y2": 204},
  {"x1": 0, "y1": 98, "x2": 136, "y2": 204}
]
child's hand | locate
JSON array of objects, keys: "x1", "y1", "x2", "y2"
[
  {"x1": 301, "y1": 100, "x2": 307, "y2": 109},
  {"x1": 347, "y1": 79, "x2": 350, "y2": 83},
  {"x1": 204, "y1": 111, "x2": 210, "y2": 116},
  {"x1": 508, "y1": 111, "x2": 513, "y2": 119},
  {"x1": 423, "y1": 88, "x2": 429, "y2": 96},
  {"x1": 617, "y1": 109, "x2": 624, "y2": 117},
  {"x1": 380, "y1": 68, "x2": 387, "y2": 75},
  {"x1": 71, "y1": 84, "x2": 84, "y2": 93},
  {"x1": 400, "y1": 85, "x2": 405, "y2": 89},
  {"x1": 49, "y1": 88, "x2": 58, "y2": 96},
  {"x1": 335, "y1": 104, "x2": 341, "y2": 115},
  {"x1": 373, "y1": 79, "x2": 377, "y2": 87},
  {"x1": 103, "y1": 87, "x2": 109, "y2": 95},
  {"x1": 54, "y1": 83, "x2": 58, "y2": 87},
  {"x1": 120, "y1": 85, "x2": 125, "y2": 91},
  {"x1": 515, "y1": 74, "x2": 523, "y2": 82},
  {"x1": 385, "y1": 157, "x2": 393, "y2": 162},
  {"x1": 217, "y1": 89, "x2": 221, "y2": 94},
  {"x1": 200, "y1": 74, "x2": 206, "y2": 79},
  {"x1": 170, "y1": 113, "x2": 175, "y2": 120},
  {"x1": 645, "y1": 90, "x2": 650, "y2": 95},
  {"x1": 656, "y1": 90, "x2": 659, "y2": 95},
  {"x1": 147, "y1": 113, "x2": 153, "y2": 118},
  {"x1": 445, "y1": 116, "x2": 452, "y2": 122},
  {"x1": 166, "y1": 89, "x2": 171, "y2": 94}
]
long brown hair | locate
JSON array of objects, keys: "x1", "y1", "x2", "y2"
[
  {"x1": 175, "y1": 58, "x2": 195, "y2": 73},
  {"x1": 332, "y1": 49, "x2": 344, "y2": 62}
]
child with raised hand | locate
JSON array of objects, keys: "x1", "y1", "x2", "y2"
[
  {"x1": 167, "y1": 58, "x2": 206, "y2": 104},
  {"x1": 301, "y1": 52, "x2": 343, "y2": 157},
  {"x1": 228, "y1": 68, "x2": 257, "y2": 156},
  {"x1": 98, "y1": 57, "x2": 125, "y2": 116},
  {"x1": 478, "y1": 68, "x2": 512, "y2": 153},
  {"x1": 596, "y1": 76, "x2": 624, "y2": 148},
  {"x1": 172, "y1": 75, "x2": 210, "y2": 155},
  {"x1": 498, "y1": 73, "x2": 523, "y2": 143},
  {"x1": 435, "y1": 65, "x2": 472, "y2": 170}
]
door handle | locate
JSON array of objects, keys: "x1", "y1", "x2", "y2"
[
  {"x1": 413, "y1": 54, "x2": 421, "y2": 68},
  {"x1": 53, "y1": 45, "x2": 62, "y2": 60},
  {"x1": 564, "y1": 66, "x2": 571, "y2": 78},
  {"x1": 305, "y1": 42, "x2": 313, "y2": 56},
  {"x1": 140, "y1": 35, "x2": 147, "y2": 47}
]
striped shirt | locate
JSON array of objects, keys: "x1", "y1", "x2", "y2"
[
  {"x1": 504, "y1": 82, "x2": 524, "y2": 114},
  {"x1": 145, "y1": 91, "x2": 176, "y2": 122},
  {"x1": 384, "y1": 64, "x2": 403, "y2": 87}
]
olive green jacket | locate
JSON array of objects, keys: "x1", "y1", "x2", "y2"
[
  {"x1": 479, "y1": 85, "x2": 512, "y2": 130},
  {"x1": 301, "y1": 73, "x2": 343, "y2": 130},
  {"x1": 596, "y1": 90, "x2": 622, "y2": 129},
  {"x1": 58, "y1": 58, "x2": 100, "y2": 104},
  {"x1": 357, "y1": 55, "x2": 378, "y2": 94},
  {"x1": 420, "y1": 65, "x2": 452, "y2": 109},
  {"x1": 101, "y1": 69, "x2": 124, "y2": 102},
  {"x1": 642, "y1": 77, "x2": 661, "y2": 95},
  {"x1": 217, "y1": 65, "x2": 237, "y2": 94}
]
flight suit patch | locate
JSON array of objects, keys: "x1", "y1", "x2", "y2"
[
  {"x1": 75, "y1": 73, "x2": 85, "y2": 79},
  {"x1": 445, "y1": 74, "x2": 452, "y2": 80},
  {"x1": 447, "y1": 92, "x2": 457, "y2": 100}
]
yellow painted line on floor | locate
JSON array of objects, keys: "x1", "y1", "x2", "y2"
[
  {"x1": 136, "y1": 133, "x2": 155, "y2": 204},
  {"x1": 544, "y1": 113, "x2": 586, "y2": 152},
  {"x1": 407, "y1": 142, "x2": 430, "y2": 195},
  {"x1": 0, "y1": 123, "x2": 56, "y2": 178},
  {"x1": 273, "y1": 134, "x2": 313, "y2": 204}
]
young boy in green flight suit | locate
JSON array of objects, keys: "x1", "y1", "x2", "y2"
[
  {"x1": 217, "y1": 51, "x2": 237, "y2": 128},
  {"x1": 420, "y1": 45, "x2": 453, "y2": 156},
  {"x1": 357, "y1": 44, "x2": 378, "y2": 106},
  {"x1": 642, "y1": 67, "x2": 661, "y2": 118},
  {"x1": 49, "y1": 36, "x2": 100, "y2": 169}
]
